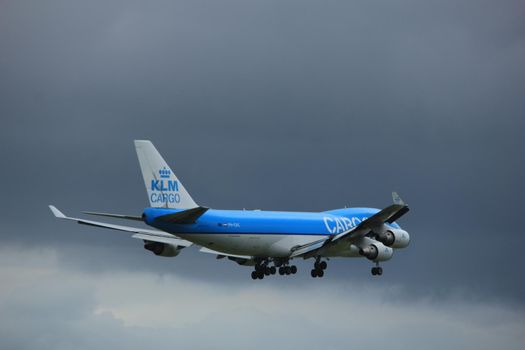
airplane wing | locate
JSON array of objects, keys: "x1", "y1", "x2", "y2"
[
  {"x1": 199, "y1": 247, "x2": 251, "y2": 260},
  {"x1": 49, "y1": 205, "x2": 192, "y2": 247},
  {"x1": 332, "y1": 195, "x2": 408, "y2": 242},
  {"x1": 289, "y1": 238, "x2": 328, "y2": 258},
  {"x1": 131, "y1": 233, "x2": 191, "y2": 246},
  {"x1": 296, "y1": 192, "x2": 409, "y2": 258},
  {"x1": 199, "y1": 247, "x2": 254, "y2": 265}
]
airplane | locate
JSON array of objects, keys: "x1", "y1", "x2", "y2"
[{"x1": 49, "y1": 140, "x2": 410, "y2": 280}]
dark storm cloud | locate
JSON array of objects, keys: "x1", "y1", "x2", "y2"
[{"x1": 0, "y1": 0, "x2": 524, "y2": 326}]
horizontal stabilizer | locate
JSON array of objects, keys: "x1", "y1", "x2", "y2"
[
  {"x1": 82, "y1": 211, "x2": 143, "y2": 221},
  {"x1": 154, "y1": 206, "x2": 209, "y2": 224}
]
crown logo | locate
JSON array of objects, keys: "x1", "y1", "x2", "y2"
[{"x1": 159, "y1": 167, "x2": 171, "y2": 179}]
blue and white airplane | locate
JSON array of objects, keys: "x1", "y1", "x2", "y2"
[{"x1": 50, "y1": 140, "x2": 410, "y2": 279}]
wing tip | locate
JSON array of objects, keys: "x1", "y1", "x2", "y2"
[
  {"x1": 49, "y1": 205, "x2": 66, "y2": 218},
  {"x1": 392, "y1": 192, "x2": 405, "y2": 206},
  {"x1": 134, "y1": 139, "x2": 152, "y2": 147}
]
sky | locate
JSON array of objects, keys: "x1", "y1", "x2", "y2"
[{"x1": 1, "y1": 0, "x2": 524, "y2": 349}]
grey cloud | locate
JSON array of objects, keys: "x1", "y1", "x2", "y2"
[{"x1": 1, "y1": 247, "x2": 524, "y2": 350}]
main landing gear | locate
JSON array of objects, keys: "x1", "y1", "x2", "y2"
[
  {"x1": 371, "y1": 262, "x2": 383, "y2": 276},
  {"x1": 251, "y1": 259, "x2": 297, "y2": 280},
  {"x1": 278, "y1": 265, "x2": 297, "y2": 276},
  {"x1": 311, "y1": 258, "x2": 327, "y2": 278},
  {"x1": 251, "y1": 261, "x2": 274, "y2": 280}
]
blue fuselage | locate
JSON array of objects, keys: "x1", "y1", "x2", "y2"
[{"x1": 143, "y1": 207, "x2": 401, "y2": 257}]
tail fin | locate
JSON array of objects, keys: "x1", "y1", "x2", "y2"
[{"x1": 134, "y1": 140, "x2": 197, "y2": 209}]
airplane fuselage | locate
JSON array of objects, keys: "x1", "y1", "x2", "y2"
[{"x1": 144, "y1": 207, "x2": 402, "y2": 258}]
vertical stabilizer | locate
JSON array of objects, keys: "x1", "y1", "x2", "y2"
[{"x1": 134, "y1": 140, "x2": 197, "y2": 209}]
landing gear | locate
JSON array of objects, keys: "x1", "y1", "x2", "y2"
[
  {"x1": 310, "y1": 268, "x2": 324, "y2": 278},
  {"x1": 252, "y1": 260, "x2": 269, "y2": 280},
  {"x1": 251, "y1": 270, "x2": 264, "y2": 280},
  {"x1": 371, "y1": 262, "x2": 383, "y2": 276},
  {"x1": 315, "y1": 260, "x2": 327, "y2": 270},
  {"x1": 371, "y1": 267, "x2": 383, "y2": 276},
  {"x1": 311, "y1": 257, "x2": 327, "y2": 278},
  {"x1": 251, "y1": 259, "x2": 294, "y2": 279},
  {"x1": 278, "y1": 265, "x2": 297, "y2": 275}
]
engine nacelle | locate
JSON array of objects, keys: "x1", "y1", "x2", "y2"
[
  {"x1": 144, "y1": 241, "x2": 182, "y2": 257},
  {"x1": 358, "y1": 242, "x2": 393, "y2": 262},
  {"x1": 376, "y1": 228, "x2": 410, "y2": 248}
]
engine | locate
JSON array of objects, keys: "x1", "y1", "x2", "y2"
[
  {"x1": 144, "y1": 241, "x2": 182, "y2": 257},
  {"x1": 375, "y1": 228, "x2": 410, "y2": 248},
  {"x1": 358, "y1": 241, "x2": 393, "y2": 262}
]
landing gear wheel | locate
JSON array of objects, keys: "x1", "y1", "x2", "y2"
[
  {"x1": 270, "y1": 266, "x2": 276, "y2": 275},
  {"x1": 290, "y1": 265, "x2": 297, "y2": 274},
  {"x1": 311, "y1": 269, "x2": 318, "y2": 278},
  {"x1": 264, "y1": 267, "x2": 271, "y2": 276},
  {"x1": 285, "y1": 266, "x2": 291, "y2": 275},
  {"x1": 251, "y1": 271, "x2": 258, "y2": 280},
  {"x1": 279, "y1": 267, "x2": 285, "y2": 275},
  {"x1": 257, "y1": 271, "x2": 264, "y2": 279},
  {"x1": 319, "y1": 261, "x2": 327, "y2": 270},
  {"x1": 371, "y1": 267, "x2": 383, "y2": 276},
  {"x1": 317, "y1": 269, "x2": 324, "y2": 278}
]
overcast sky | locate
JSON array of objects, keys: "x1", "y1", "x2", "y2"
[{"x1": 1, "y1": 0, "x2": 524, "y2": 349}]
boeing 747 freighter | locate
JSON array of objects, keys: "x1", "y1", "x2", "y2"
[{"x1": 50, "y1": 140, "x2": 410, "y2": 279}]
